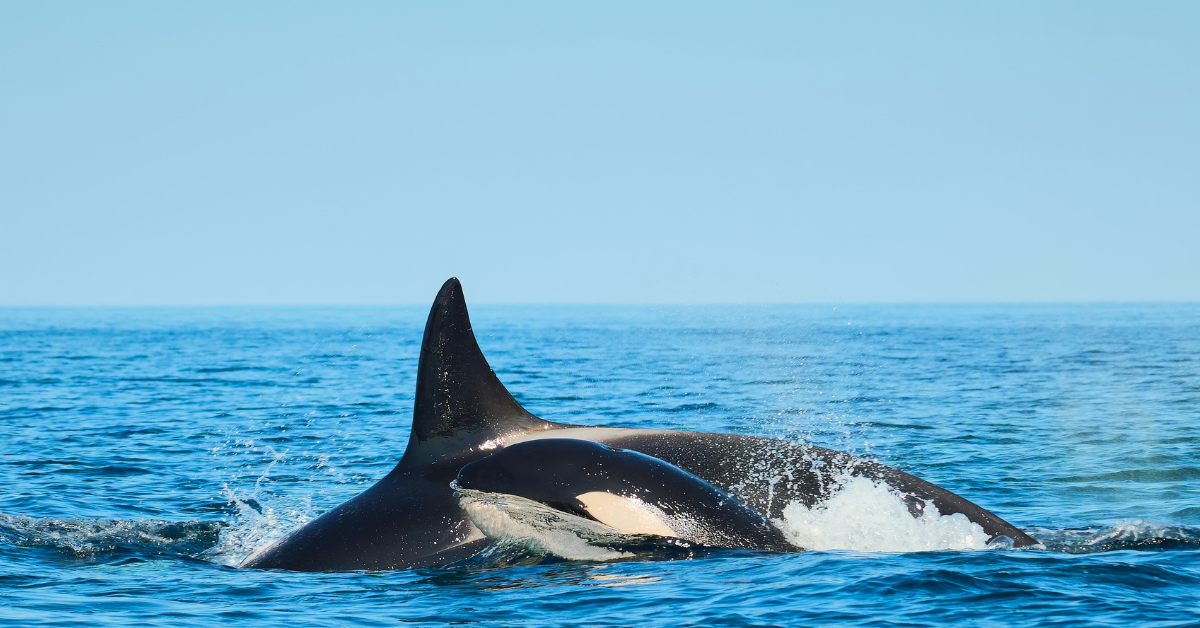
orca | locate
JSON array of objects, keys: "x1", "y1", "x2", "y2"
[
  {"x1": 456, "y1": 438, "x2": 795, "y2": 552},
  {"x1": 241, "y1": 278, "x2": 1036, "y2": 571}
]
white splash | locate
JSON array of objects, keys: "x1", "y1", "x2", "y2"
[
  {"x1": 203, "y1": 486, "x2": 315, "y2": 567},
  {"x1": 774, "y1": 476, "x2": 990, "y2": 552}
]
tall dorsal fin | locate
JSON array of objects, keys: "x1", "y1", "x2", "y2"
[{"x1": 398, "y1": 278, "x2": 553, "y2": 470}]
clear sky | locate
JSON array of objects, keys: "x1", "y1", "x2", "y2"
[{"x1": 1, "y1": 2, "x2": 1197, "y2": 305}]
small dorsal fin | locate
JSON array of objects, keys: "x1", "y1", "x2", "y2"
[{"x1": 398, "y1": 278, "x2": 553, "y2": 470}]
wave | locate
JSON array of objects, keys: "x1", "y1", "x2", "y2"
[
  {"x1": 0, "y1": 512, "x2": 221, "y2": 560},
  {"x1": 0, "y1": 484, "x2": 310, "y2": 567},
  {"x1": 4, "y1": 489, "x2": 1197, "y2": 569},
  {"x1": 1050, "y1": 467, "x2": 1200, "y2": 484},
  {"x1": 1031, "y1": 521, "x2": 1200, "y2": 554}
]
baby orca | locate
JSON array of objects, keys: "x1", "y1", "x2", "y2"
[{"x1": 456, "y1": 438, "x2": 796, "y2": 552}]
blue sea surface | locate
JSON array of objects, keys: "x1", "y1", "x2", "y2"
[{"x1": 1, "y1": 304, "x2": 1198, "y2": 626}]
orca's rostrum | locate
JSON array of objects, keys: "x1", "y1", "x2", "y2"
[{"x1": 242, "y1": 278, "x2": 1036, "y2": 571}]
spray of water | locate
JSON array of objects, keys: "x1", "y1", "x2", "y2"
[{"x1": 774, "y1": 476, "x2": 992, "y2": 552}]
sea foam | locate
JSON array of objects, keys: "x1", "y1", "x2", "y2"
[{"x1": 774, "y1": 476, "x2": 991, "y2": 552}]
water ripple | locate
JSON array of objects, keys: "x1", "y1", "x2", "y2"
[{"x1": 0, "y1": 304, "x2": 1198, "y2": 626}]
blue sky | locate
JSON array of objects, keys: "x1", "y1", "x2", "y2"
[{"x1": 1, "y1": 2, "x2": 1197, "y2": 305}]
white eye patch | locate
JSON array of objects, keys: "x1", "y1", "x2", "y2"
[{"x1": 576, "y1": 491, "x2": 678, "y2": 538}]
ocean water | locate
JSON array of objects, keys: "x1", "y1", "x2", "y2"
[{"x1": 1, "y1": 303, "x2": 1198, "y2": 626}]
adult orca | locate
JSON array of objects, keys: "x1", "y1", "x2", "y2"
[
  {"x1": 456, "y1": 438, "x2": 795, "y2": 552},
  {"x1": 241, "y1": 278, "x2": 1037, "y2": 571}
]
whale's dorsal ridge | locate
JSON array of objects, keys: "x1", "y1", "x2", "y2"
[{"x1": 398, "y1": 277, "x2": 554, "y2": 470}]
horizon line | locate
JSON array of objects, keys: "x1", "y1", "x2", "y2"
[{"x1": 2, "y1": 300, "x2": 1198, "y2": 308}]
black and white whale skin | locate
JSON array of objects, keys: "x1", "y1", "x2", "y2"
[
  {"x1": 456, "y1": 438, "x2": 795, "y2": 552},
  {"x1": 241, "y1": 278, "x2": 1037, "y2": 571}
]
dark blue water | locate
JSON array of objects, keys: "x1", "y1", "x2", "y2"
[{"x1": 2, "y1": 304, "x2": 1198, "y2": 626}]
